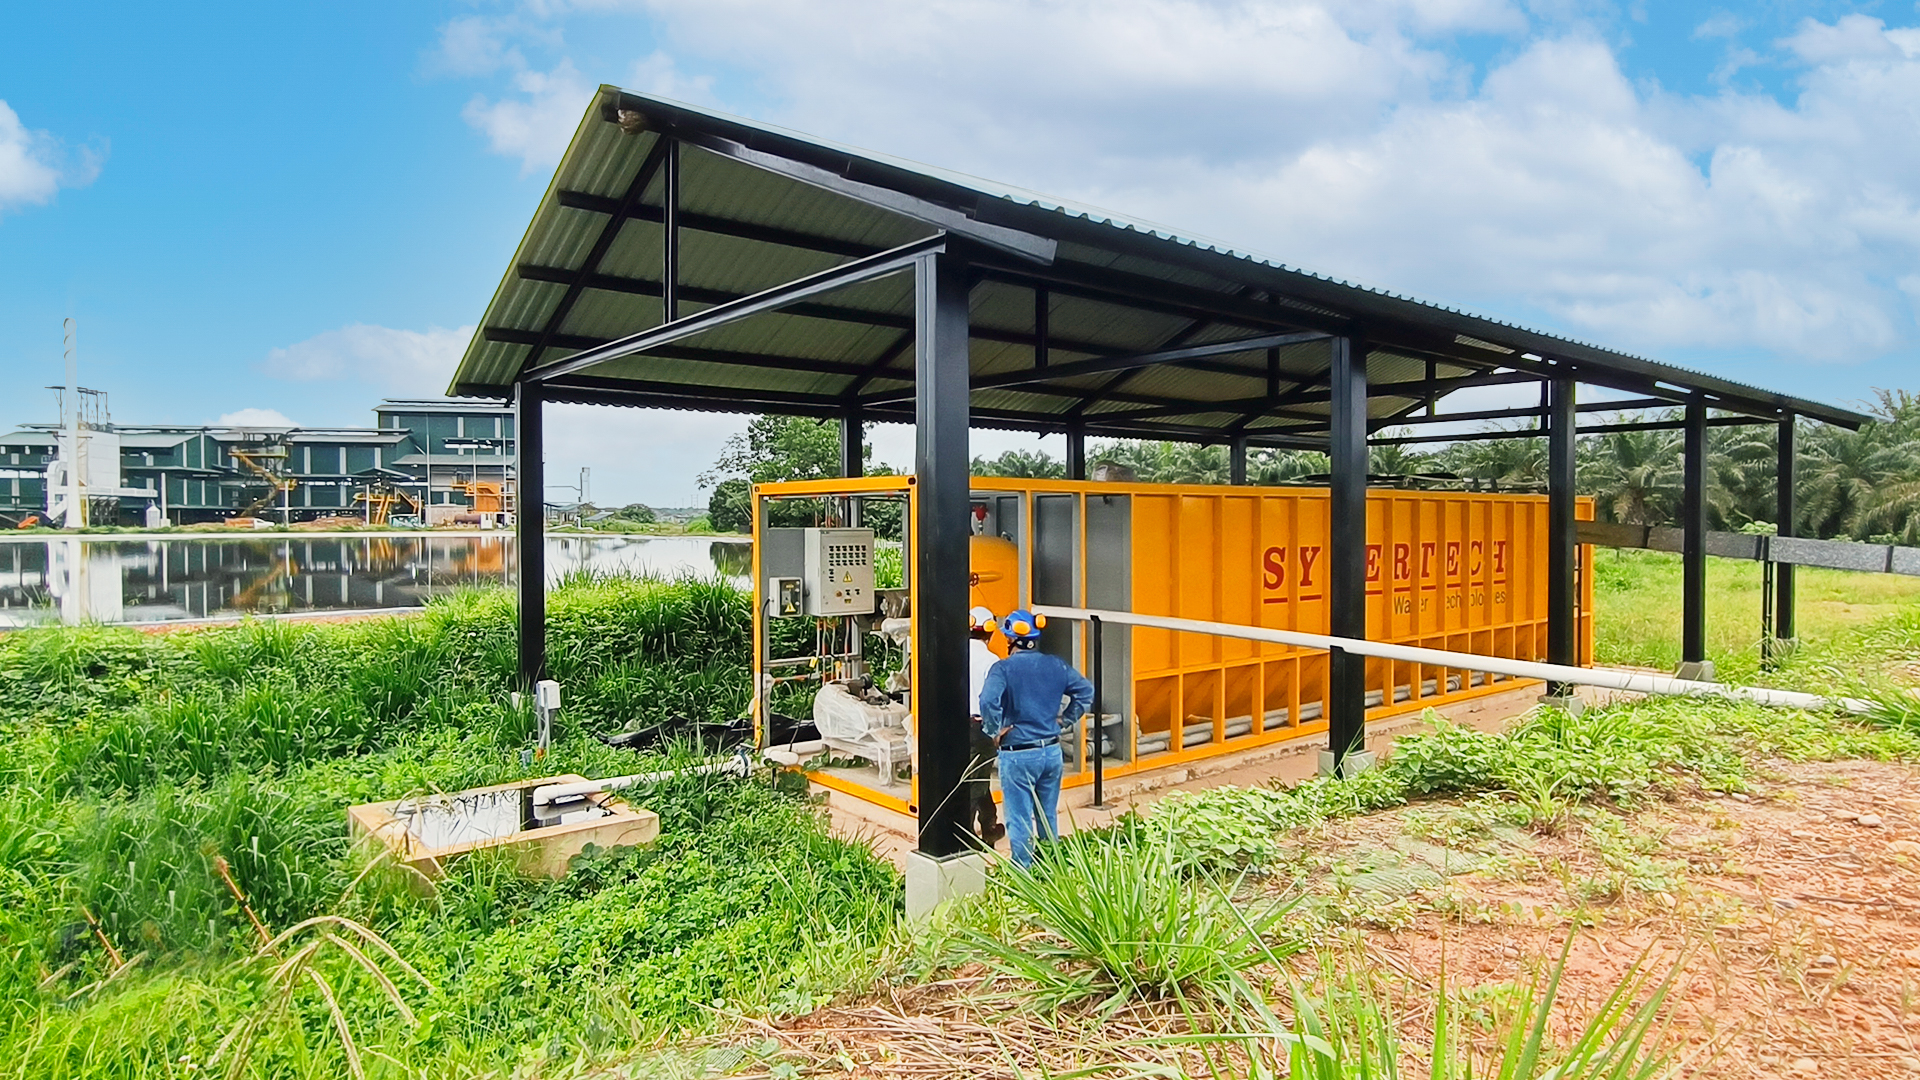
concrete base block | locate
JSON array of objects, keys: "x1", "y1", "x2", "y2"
[
  {"x1": 1674, "y1": 660, "x2": 1718, "y2": 683},
  {"x1": 1317, "y1": 749, "x2": 1378, "y2": 779},
  {"x1": 1539, "y1": 694, "x2": 1586, "y2": 718},
  {"x1": 905, "y1": 849, "x2": 988, "y2": 922}
]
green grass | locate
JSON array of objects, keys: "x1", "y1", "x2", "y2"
[
  {"x1": 0, "y1": 575, "x2": 893, "y2": 1077},
  {"x1": 1592, "y1": 547, "x2": 1920, "y2": 678},
  {"x1": 2, "y1": 555, "x2": 1916, "y2": 1077}
]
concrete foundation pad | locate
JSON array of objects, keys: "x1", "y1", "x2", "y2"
[
  {"x1": 1538, "y1": 694, "x2": 1587, "y2": 718},
  {"x1": 348, "y1": 774, "x2": 660, "y2": 880},
  {"x1": 1317, "y1": 749, "x2": 1378, "y2": 778},
  {"x1": 905, "y1": 849, "x2": 988, "y2": 921},
  {"x1": 1675, "y1": 660, "x2": 1718, "y2": 682}
]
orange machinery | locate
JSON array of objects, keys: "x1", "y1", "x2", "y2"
[{"x1": 752, "y1": 475, "x2": 1593, "y2": 813}]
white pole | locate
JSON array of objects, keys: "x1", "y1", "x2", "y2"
[
  {"x1": 62, "y1": 319, "x2": 83, "y2": 528},
  {"x1": 1032, "y1": 605, "x2": 1876, "y2": 715}
]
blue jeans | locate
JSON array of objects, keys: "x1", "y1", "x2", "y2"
[{"x1": 997, "y1": 744, "x2": 1063, "y2": 868}]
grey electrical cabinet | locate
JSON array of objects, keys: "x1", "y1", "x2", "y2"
[{"x1": 802, "y1": 528, "x2": 875, "y2": 615}]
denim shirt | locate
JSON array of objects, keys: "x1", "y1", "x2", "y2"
[{"x1": 978, "y1": 647, "x2": 1095, "y2": 747}]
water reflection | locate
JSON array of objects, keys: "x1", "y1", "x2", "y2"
[{"x1": 0, "y1": 534, "x2": 751, "y2": 628}]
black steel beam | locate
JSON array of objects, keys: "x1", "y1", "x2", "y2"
[
  {"x1": 1229, "y1": 436, "x2": 1248, "y2": 485},
  {"x1": 1547, "y1": 377, "x2": 1577, "y2": 686},
  {"x1": 1776, "y1": 417, "x2": 1796, "y2": 644},
  {"x1": 914, "y1": 251, "x2": 974, "y2": 858},
  {"x1": 1327, "y1": 335, "x2": 1368, "y2": 769},
  {"x1": 1066, "y1": 427, "x2": 1086, "y2": 479},
  {"x1": 525, "y1": 140, "x2": 671, "y2": 369},
  {"x1": 525, "y1": 235, "x2": 947, "y2": 384},
  {"x1": 515, "y1": 380, "x2": 546, "y2": 688},
  {"x1": 858, "y1": 330, "x2": 1325, "y2": 407},
  {"x1": 662, "y1": 139, "x2": 681, "y2": 322},
  {"x1": 1368, "y1": 414, "x2": 1768, "y2": 446},
  {"x1": 557, "y1": 189, "x2": 882, "y2": 259},
  {"x1": 1682, "y1": 399, "x2": 1708, "y2": 664},
  {"x1": 669, "y1": 127, "x2": 1055, "y2": 264},
  {"x1": 1034, "y1": 287, "x2": 1049, "y2": 370}
]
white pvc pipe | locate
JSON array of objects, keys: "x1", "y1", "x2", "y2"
[
  {"x1": 532, "y1": 755, "x2": 750, "y2": 806},
  {"x1": 1033, "y1": 605, "x2": 1874, "y2": 715}
]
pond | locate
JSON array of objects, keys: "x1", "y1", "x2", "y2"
[{"x1": 0, "y1": 533, "x2": 752, "y2": 628}]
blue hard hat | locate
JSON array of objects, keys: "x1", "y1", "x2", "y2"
[{"x1": 1001, "y1": 608, "x2": 1047, "y2": 643}]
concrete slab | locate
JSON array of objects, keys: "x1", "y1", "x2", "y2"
[{"x1": 348, "y1": 774, "x2": 660, "y2": 879}]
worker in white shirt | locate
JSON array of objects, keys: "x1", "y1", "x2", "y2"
[{"x1": 965, "y1": 606, "x2": 1007, "y2": 844}]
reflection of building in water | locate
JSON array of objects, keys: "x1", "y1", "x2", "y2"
[
  {"x1": 0, "y1": 535, "x2": 745, "y2": 627},
  {"x1": 1, "y1": 398, "x2": 516, "y2": 526}
]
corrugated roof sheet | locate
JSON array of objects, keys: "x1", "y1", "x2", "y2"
[{"x1": 450, "y1": 84, "x2": 1868, "y2": 435}]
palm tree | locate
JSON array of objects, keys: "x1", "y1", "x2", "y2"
[{"x1": 1576, "y1": 424, "x2": 1681, "y2": 525}]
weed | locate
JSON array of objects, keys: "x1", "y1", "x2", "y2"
[{"x1": 956, "y1": 828, "x2": 1299, "y2": 1017}]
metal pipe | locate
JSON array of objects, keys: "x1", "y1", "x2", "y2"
[
  {"x1": 1032, "y1": 604, "x2": 1874, "y2": 715},
  {"x1": 1090, "y1": 613, "x2": 1106, "y2": 808},
  {"x1": 532, "y1": 753, "x2": 750, "y2": 806}
]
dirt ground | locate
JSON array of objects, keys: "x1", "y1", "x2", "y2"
[
  {"x1": 1324, "y1": 757, "x2": 1920, "y2": 1078},
  {"x1": 753, "y1": 757, "x2": 1920, "y2": 1078}
]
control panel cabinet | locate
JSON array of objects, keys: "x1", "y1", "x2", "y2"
[{"x1": 802, "y1": 528, "x2": 875, "y2": 616}]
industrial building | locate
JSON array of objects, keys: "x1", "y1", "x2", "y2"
[
  {"x1": 450, "y1": 85, "x2": 1868, "y2": 911},
  {"x1": 0, "y1": 398, "x2": 516, "y2": 526}
]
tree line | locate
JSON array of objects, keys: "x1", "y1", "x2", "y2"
[{"x1": 701, "y1": 390, "x2": 1920, "y2": 544}]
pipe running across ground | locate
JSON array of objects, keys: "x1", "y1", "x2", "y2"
[{"x1": 1031, "y1": 605, "x2": 1874, "y2": 716}]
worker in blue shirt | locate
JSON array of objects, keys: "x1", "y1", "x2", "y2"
[{"x1": 977, "y1": 609, "x2": 1094, "y2": 868}]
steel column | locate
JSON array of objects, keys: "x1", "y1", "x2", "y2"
[
  {"x1": 515, "y1": 380, "x2": 546, "y2": 688},
  {"x1": 913, "y1": 252, "x2": 973, "y2": 858},
  {"x1": 1066, "y1": 428, "x2": 1086, "y2": 480},
  {"x1": 1229, "y1": 437, "x2": 1248, "y2": 485},
  {"x1": 1774, "y1": 416, "x2": 1796, "y2": 645},
  {"x1": 662, "y1": 139, "x2": 681, "y2": 322},
  {"x1": 1547, "y1": 376, "x2": 1577, "y2": 688},
  {"x1": 840, "y1": 409, "x2": 864, "y2": 479},
  {"x1": 1682, "y1": 399, "x2": 1708, "y2": 664},
  {"x1": 1034, "y1": 287, "x2": 1049, "y2": 370},
  {"x1": 1327, "y1": 336, "x2": 1369, "y2": 767}
]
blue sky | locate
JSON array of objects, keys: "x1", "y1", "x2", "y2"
[{"x1": 4, "y1": 1, "x2": 1920, "y2": 505}]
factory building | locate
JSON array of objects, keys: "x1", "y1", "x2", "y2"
[{"x1": 0, "y1": 399, "x2": 515, "y2": 526}]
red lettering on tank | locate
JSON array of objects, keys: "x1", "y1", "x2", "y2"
[
  {"x1": 1393, "y1": 543, "x2": 1410, "y2": 581},
  {"x1": 1446, "y1": 541, "x2": 1460, "y2": 575},
  {"x1": 1299, "y1": 546, "x2": 1320, "y2": 587},
  {"x1": 1262, "y1": 546, "x2": 1286, "y2": 589},
  {"x1": 1470, "y1": 540, "x2": 1484, "y2": 576},
  {"x1": 1365, "y1": 544, "x2": 1382, "y2": 582}
]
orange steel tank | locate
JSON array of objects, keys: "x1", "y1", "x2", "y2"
[
  {"x1": 751, "y1": 474, "x2": 1594, "y2": 809},
  {"x1": 968, "y1": 534, "x2": 1018, "y2": 658}
]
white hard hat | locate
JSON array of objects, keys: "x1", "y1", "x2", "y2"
[{"x1": 968, "y1": 605, "x2": 996, "y2": 629}]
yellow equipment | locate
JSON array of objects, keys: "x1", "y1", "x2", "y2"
[
  {"x1": 354, "y1": 484, "x2": 423, "y2": 525},
  {"x1": 230, "y1": 443, "x2": 297, "y2": 519},
  {"x1": 453, "y1": 479, "x2": 512, "y2": 514}
]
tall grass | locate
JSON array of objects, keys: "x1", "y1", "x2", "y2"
[{"x1": 0, "y1": 573, "x2": 900, "y2": 1077}]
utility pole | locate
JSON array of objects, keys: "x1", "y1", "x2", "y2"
[{"x1": 62, "y1": 319, "x2": 85, "y2": 528}]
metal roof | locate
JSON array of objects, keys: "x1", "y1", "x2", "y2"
[
  {"x1": 375, "y1": 398, "x2": 516, "y2": 415},
  {"x1": 450, "y1": 85, "x2": 1869, "y2": 437}
]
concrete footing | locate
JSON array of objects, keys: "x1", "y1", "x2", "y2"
[
  {"x1": 1539, "y1": 693, "x2": 1586, "y2": 718},
  {"x1": 904, "y1": 849, "x2": 987, "y2": 921},
  {"x1": 1674, "y1": 660, "x2": 1718, "y2": 682},
  {"x1": 1317, "y1": 749, "x2": 1377, "y2": 778}
]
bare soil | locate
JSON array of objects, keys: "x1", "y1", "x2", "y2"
[
  {"x1": 1331, "y1": 757, "x2": 1920, "y2": 1078},
  {"x1": 756, "y1": 758, "x2": 1920, "y2": 1078}
]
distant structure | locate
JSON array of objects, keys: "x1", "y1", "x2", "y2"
[{"x1": 0, "y1": 398, "x2": 516, "y2": 527}]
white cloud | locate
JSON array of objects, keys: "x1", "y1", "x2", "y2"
[
  {"x1": 263, "y1": 323, "x2": 473, "y2": 396},
  {"x1": 443, "y1": 3, "x2": 1920, "y2": 385},
  {"x1": 217, "y1": 408, "x2": 299, "y2": 428},
  {"x1": 1692, "y1": 12, "x2": 1743, "y2": 40},
  {"x1": 0, "y1": 100, "x2": 101, "y2": 216},
  {"x1": 461, "y1": 59, "x2": 594, "y2": 174}
]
